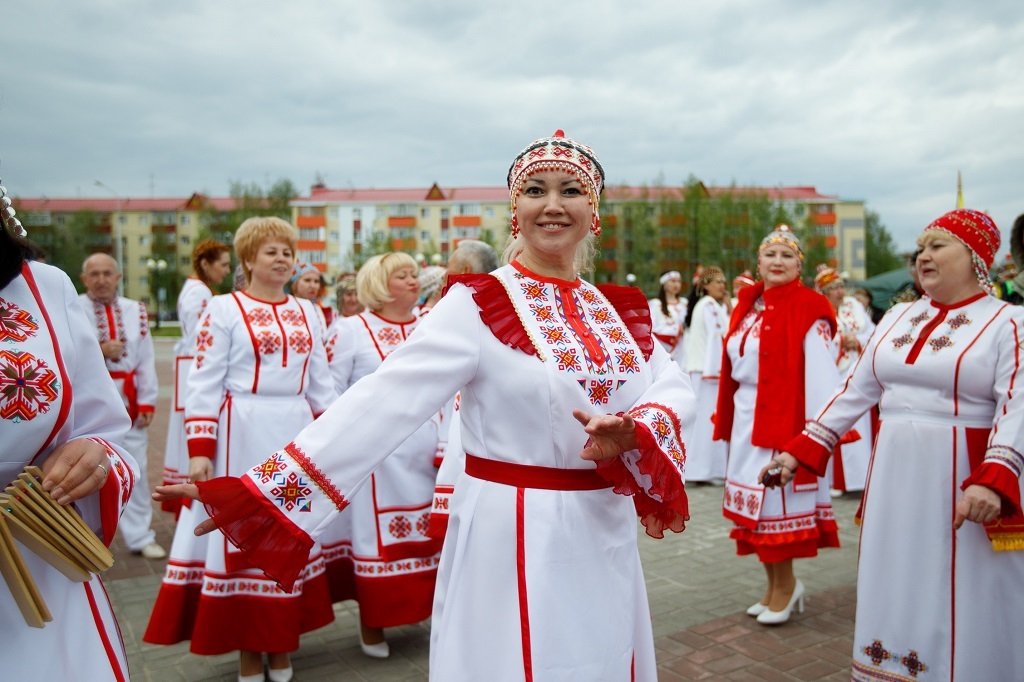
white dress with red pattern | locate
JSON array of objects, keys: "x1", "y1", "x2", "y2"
[
  {"x1": 160, "y1": 277, "x2": 213, "y2": 514},
  {"x1": 791, "y1": 294, "x2": 1024, "y2": 681},
  {"x1": 649, "y1": 297, "x2": 687, "y2": 363},
  {"x1": 143, "y1": 291, "x2": 338, "y2": 655},
  {"x1": 1, "y1": 262, "x2": 138, "y2": 681},
  {"x1": 828, "y1": 296, "x2": 876, "y2": 493},
  {"x1": 682, "y1": 295, "x2": 730, "y2": 481},
  {"x1": 196, "y1": 262, "x2": 696, "y2": 681},
  {"x1": 77, "y1": 292, "x2": 158, "y2": 551},
  {"x1": 318, "y1": 311, "x2": 442, "y2": 627},
  {"x1": 722, "y1": 300, "x2": 841, "y2": 561}
]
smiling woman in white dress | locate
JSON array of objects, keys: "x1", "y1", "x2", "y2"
[
  {"x1": 155, "y1": 130, "x2": 697, "y2": 682},
  {"x1": 767, "y1": 209, "x2": 1024, "y2": 680}
]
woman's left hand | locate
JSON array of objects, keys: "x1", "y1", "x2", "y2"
[
  {"x1": 757, "y1": 452, "x2": 800, "y2": 489},
  {"x1": 954, "y1": 485, "x2": 1002, "y2": 530},
  {"x1": 40, "y1": 438, "x2": 111, "y2": 505},
  {"x1": 573, "y1": 409, "x2": 638, "y2": 461}
]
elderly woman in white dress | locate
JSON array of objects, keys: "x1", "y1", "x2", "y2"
[
  {"x1": 155, "y1": 130, "x2": 696, "y2": 681},
  {"x1": 766, "y1": 209, "x2": 1024, "y2": 680}
]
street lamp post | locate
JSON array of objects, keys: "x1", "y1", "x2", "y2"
[
  {"x1": 146, "y1": 258, "x2": 167, "y2": 330},
  {"x1": 94, "y1": 180, "x2": 124, "y2": 296}
]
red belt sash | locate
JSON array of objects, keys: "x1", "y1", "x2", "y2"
[
  {"x1": 465, "y1": 454, "x2": 611, "y2": 491},
  {"x1": 108, "y1": 370, "x2": 139, "y2": 422}
]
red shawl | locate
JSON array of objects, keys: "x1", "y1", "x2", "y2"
[{"x1": 713, "y1": 279, "x2": 836, "y2": 457}]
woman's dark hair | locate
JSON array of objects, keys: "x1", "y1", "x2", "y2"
[
  {"x1": 656, "y1": 270, "x2": 677, "y2": 318},
  {"x1": 684, "y1": 282, "x2": 703, "y2": 328},
  {"x1": 0, "y1": 227, "x2": 35, "y2": 290}
]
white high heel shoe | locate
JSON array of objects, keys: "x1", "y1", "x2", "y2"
[
  {"x1": 359, "y1": 631, "x2": 390, "y2": 659},
  {"x1": 745, "y1": 601, "x2": 769, "y2": 617},
  {"x1": 267, "y1": 665, "x2": 293, "y2": 682},
  {"x1": 756, "y1": 579, "x2": 805, "y2": 625}
]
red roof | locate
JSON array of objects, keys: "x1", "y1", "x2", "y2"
[
  {"x1": 302, "y1": 186, "x2": 508, "y2": 203},
  {"x1": 13, "y1": 192, "x2": 259, "y2": 213},
  {"x1": 706, "y1": 186, "x2": 837, "y2": 201}
]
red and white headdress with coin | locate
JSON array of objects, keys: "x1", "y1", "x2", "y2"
[
  {"x1": 507, "y1": 130, "x2": 605, "y2": 237},
  {"x1": 921, "y1": 208, "x2": 1000, "y2": 292}
]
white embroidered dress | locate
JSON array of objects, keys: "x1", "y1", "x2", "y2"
[
  {"x1": 682, "y1": 294, "x2": 730, "y2": 481},
  {"x1": 160, "y1": 277, "x2": 213, "y2": 511},
  {"x1": 143, "y1": 291, "x2": 337, "y2": 654},
  {"x1": 319, "y1": 310, "x2": 442, "y2": 626},
  {"x1": 1, "y1": 262, "x2": 137, "y2": 681},
  {"x1": 649, "y1": 297, "x2": 687, "y2": 363},
  {"x1": 77, "y1": 292, "x2": 158, "y2": 551},
  {"x1": 829, "y1": 296, "x2": 876, "y2": 492},
  {"x1": 197, "y1": 262, "x2": 696, "y2": 681},
  {"x1": 790, "y1": 294, "x2": 1024, "y2": 681}
]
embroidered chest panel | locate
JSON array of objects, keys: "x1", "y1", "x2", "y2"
[
  {"x1": 887, "y1": 303, "x2": 984, "y2": 362},
  {"x1": 505, "y1": 272, "x2": 644, "y2": 405},
  {"x1": 237, "y1": 296, "x2": 315, "y2": 360},
  {"x1": 0, "y1": 296, "x2": 62, "y2": 424},
  {"x1": 358, "y1": 313, "x2": 417, "y2": 361},
  {"x1": 837, "y1": 299, "x2": 865, "y2": 335}
]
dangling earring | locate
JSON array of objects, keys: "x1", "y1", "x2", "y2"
[
  {"x1": 590, "y1": 214, "x2": 601, "y2": 237},
  {"x1": 510, "y1": 214, "x2": 520, "y2": 239}
]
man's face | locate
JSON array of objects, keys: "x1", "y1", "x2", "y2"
[{"x1": 81, "y1": 255, "x2": 121, "y2": 300}]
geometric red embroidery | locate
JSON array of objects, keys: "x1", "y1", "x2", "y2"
[
  {"x1": 389, "y1": 515, "x2": 412, "y2": 539},
  {"x1": 288, "y1": 331, "x2": 311, "y2": 354},
  {"x1": 927, "y1": 335, "x2": 953, "y2": 353},
  {"x1": 270, "y1": 472, "x2": 313, "y2": 513},
  {"x1": 864, "y1": 640, "x2": 891, "y2": 666},
  {"x1": 254, "y1": 454, "x2": 289, "y2": 483},
  {"x1": 279, "y1": 309, "x2": 303, "y2": 326},
  {"x1": 196, "y1": 330, "x2": 213, "y2": 352},
  {"x1": 901, "y1": 650, "x2": 928, "y2": 677},
  {"x1": 0, "y1": 300, "x2": 38, "y2": 343},
  {"x1": 946, "y1": 313, "x2": 970, "y2": 330},
  {"x1": 908, "y1": 312, "x2": 931, "y2": 327},
  {"x1": 416, "y1": 513, "x2": 430, "y2": 536},
  {"x1": 554, "y1": 348, "x2": 582, "y2": 372},
  {"x1": 138, "y1": 304, "x2": 150, "y2": 338},
  {"x1": 377, "y1": 327, "x2": 401, "y2": 346},
  {"x1": 617, "y1": 349, "x2": 640, "y2": 373},
  {"x1": 891, "y1": 333, "x2": 914, "y2": 349},
  {"x1": 246, "y1": 308, "x2": 273, "y2": 327},
  {"x1": 541, "y1": 326, "x2": 570, "y2": 344},
  {"x1": 257, "y1": 330, "x2": 281, "y2": 355},
  {"x1": 0, "y1": 350, "x2": 60, "y2": 421},
  {"x1": 520, "y1": 282, "x2": 546, "y2": 301}
]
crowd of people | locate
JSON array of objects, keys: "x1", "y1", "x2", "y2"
[{"x1": 4, "y1": 136, "x2": 1024, "y2": 681}]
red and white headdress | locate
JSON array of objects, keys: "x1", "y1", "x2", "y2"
[
  {"x1": 732, "y1": 270, "x2": 755, "y2": 289},
  {"x1": 507, "y1": 130, "x2": 605, "y2": 237},
  {"x1": 921, "y1": 208, "x2": 1000, "y2": 291},
  {"x1": 813, "y1": 264, "x2": 843, "y2": 292},
  {"x1": 758, "y1": 224, "x2": 803, "y2": 261}
]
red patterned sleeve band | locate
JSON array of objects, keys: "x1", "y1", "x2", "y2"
[
  {"x1": 196, "y1": 476, "x2": 315, "y2": 593},
  {"x1": 594, "y1": 420, "x2": 689, "y2": 539}
]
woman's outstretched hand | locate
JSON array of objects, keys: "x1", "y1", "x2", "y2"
[
  {"x1": 573, "y1": 409, "x2": 638, "y2": 461},
  {"x1": 152, "y1": 483, "x2": 217, "y2": 536}
]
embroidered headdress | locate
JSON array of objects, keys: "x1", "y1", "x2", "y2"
[
  {"x1": 759, "y1": 224, "x2": 803, "y2": 261},
  {"x1": 732, "y1": 270, "x2": 755, "y2": 290},
  {"x1": 0, "y1": 178, "x2": 26, "y2": 237},
  {"x1": 289, "y1": 259, "x2": 324, "y2": 288},
  {"x1": 507, "y1": 130, "x2": 605, "y2": 238},
  {"x1": 698, "y1": 265, "x2": 726, "y2": 287},
  {"x1": 921, "y1": 208, "x2": 1000, "y2": 292},
  {"x1": 813, "y1": 264, "x2": 843, "y2": 292},
  {"x1": 659, "y1": 270, "x2": 682, "y2": 286},
  {"x1": 418, "y1": 265, "x2": 446, "y2": 301}
]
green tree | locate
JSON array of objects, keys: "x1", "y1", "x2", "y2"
[
  {"x1": 26, "y1": 209, "x2": 106, "y2": 289},
  {"x1": 864, "y1": 209, "x2": 903, "y2": 276},
  {"x1": 347, "y1": 231, "x2": 390, "y2": 270}
]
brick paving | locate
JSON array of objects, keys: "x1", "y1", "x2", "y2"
[{"x1": 107, "y1": 337, "x2": 861, "y2": 680}]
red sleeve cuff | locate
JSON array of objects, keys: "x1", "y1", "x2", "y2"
[
  {"x1": 138, "y1": 404, "x2": 155, "y2": 414},
  {"x1": 188, "y1": 438, "x2": 216, "y2": 459},
  {"x1": 196, "y1": 476, "x2": 315, "y2": 593},
  {"x1": 595, "y1": 421, "x2": 689, "y2": 539},
  {"x1": 962, "y1": 461, "x2": 1023, "y2": 518},
  {"x1": 783, "y1": 433, "x2": 832, "y2": 477}
]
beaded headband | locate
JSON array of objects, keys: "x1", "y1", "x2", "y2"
[
  {"x1": 699, "y1": 265, "x2": 726, "y2": 287},
  {"x1": 0, "y1": 177, "x2": 27, "y2": 238},
  {"x1": 759, "y1": 224, "x2": 803, "y2": 261},
  {"x1": 507, "y1": 130, "x2": 605, "y2": 238},
  {"x1": 921, "y1": 208, "x2": 1000, "y2": 295},
  {"x1": 814, "y1": 264, "x2": 843, "y2": 292}
]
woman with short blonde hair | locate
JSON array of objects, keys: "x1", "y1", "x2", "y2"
[
  {"x1": 355, "y1": 252, "x2": 418, "y2": 311},
  {"x1": 234, "y1": 217, "x2": 297, "y2": 283}
]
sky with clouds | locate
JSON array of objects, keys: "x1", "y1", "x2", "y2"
[{"x1": 3, "y1": 0, "x2": 1022, "y2": 251}]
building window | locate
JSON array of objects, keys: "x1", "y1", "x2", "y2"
[
  {"x1": 299, "y1": 228, "x2": 320, "y2": 240},
  {"x1": 181, "y1": 256, "x2": 190, "y2": 266},
  {"x1": 139, "y1": 235, "x2": 149, "y2": 246},
  {"x1": 421, "y1": 230, "x2": 430, "y2": 241},
  {"x1": 139, "y1": 215, "x2": 149, "y2": 225},
  {"x1": 484, "y1": 206, "x2": 494, "y2": 218},
  {"x1": 420, "y1": 207, "x2": 430, "y2": 218},
  {"x1": 56, "y1": 215, "x2": 66, "y2": 226},
  {"x1": 457, "y1": 204, "x2": 481, "y2": 216},
  {"x1": 395, "y1": 204, "x2": 415, "y2": 217},
  {"x1": 140, "y1": 275, "x2": 148, "y2": 287},
  {"x1": 329, "y1": 207, "x2": 339, "y2": 219},
  {"x1": 375, "y1": 207, "x2": 386, "y2": 219},
  {"x1": 181, "y1": 235, "x2": 191, "y2": 245},
  {"x1": 139, "y1": 256, "x2": 149, "y2": 266},
  {"x1": 353, "y1": 208, "x2": 362, "y2": 219},
  {"x1": 180, "y1": 215, "x2": 190, "y2": 225},
  {"x1": 440, "y1": 208, "x2": 450, "y2": 219},
  {"x1": 330, "y1": 231, "x2": 340, "y2": 242},
  {"x1": 298, "y1": 250, "x2": 326, "y2": 263}
]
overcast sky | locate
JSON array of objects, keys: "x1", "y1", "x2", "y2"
[{"x1": 3, "y1": 1, "x2": 1022, "y2": 251}]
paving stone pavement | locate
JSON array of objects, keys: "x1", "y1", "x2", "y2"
[{"x1": 107, "y1": 338, "x2": 861, "y2": 680}]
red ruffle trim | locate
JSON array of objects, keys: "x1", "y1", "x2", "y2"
[
  {"x1": 597, "y1": 284, "x2": 654, "y2": 361},
  {"x1": 595, "y1": 421, "x2": 688, "y2": 539},
  {"x1": 961, "y1": 461, "x2": 1024, "y2": 518},
  {"x1": 196, "y1": 476, "x2": 315, "y2": 594},
  {"x1": 446, "y1": 274, "x2": 538, "y2": 357},
  {"x1": 783, "y1": 433, "x2": 832, "y2": 478},
  {"x1": 731, "y1": 525, "x2": 837, "y2": 562}
]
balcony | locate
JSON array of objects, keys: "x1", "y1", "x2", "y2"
[
  {"x1": 812, "y1": 212, "x2": 837, "y2": 226},
  {"x1": 388, "y1": 216, "x2": 416, "y2": 228},
  {"x1": 452, "y1": 215, "x2": 481, "y2": 227},
  {"x1": 298, "y1": 239, "x2": 326, "y2": 251},
  {"x1": 297, "y1": 215, "x2": 326, "y2": 228}
]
